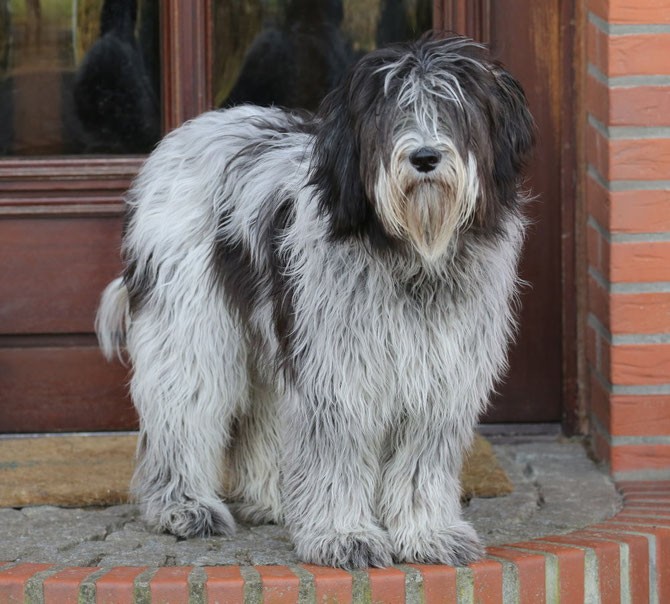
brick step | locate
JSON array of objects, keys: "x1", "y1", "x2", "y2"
[{"x1": 1, "y1": 483, "x2": 668, "y2": 603}]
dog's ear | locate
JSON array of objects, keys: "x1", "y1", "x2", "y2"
[
  {"x1": 487, "y1": 67, "x2": 535, "y2": 206},
  {"x1": 309, "y1": 78, "x2": 373, "y2": 240}
]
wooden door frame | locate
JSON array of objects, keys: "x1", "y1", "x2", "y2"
[
  {"x1": 161, "y1": 0, "x2": 212, "y2": 130},
  {"x1": 434, "y1": 0, "x2": 492, "y2": 44},
  {"x1": 437, "y1": 0, "x2": 585, "y2": 435}
]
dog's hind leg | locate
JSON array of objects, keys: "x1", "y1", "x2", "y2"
[
  {"x1": 126, "y1": 261, "x2": 247, "y2": 539},
  {"x1": 225, "y1": 376, "x2": 284, "y2": 525}
]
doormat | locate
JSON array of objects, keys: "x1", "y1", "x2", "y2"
[{"x1": 0, "y1": 433, "x2": 512, "y2": 508}]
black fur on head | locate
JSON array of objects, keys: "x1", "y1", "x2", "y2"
[
  {"x1": 308, "y1": 57, "x2": 396, "y2": 250},
  {"x1": 309, "y1": 32, "x2": 535, "y2": 247},
  {"x1": 473, "y1": 65, "x2": 536, "y2": 232}
]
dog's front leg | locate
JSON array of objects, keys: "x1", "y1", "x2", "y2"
[
  {"x1": 379, "y1": 415, "x2": 484, "y2": 566},
  {"x1": 280, "y1": 391, "x2": 393, "y2": 570}
]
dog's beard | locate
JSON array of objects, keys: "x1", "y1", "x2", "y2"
[{"x1": 374, "y1": 149, "x2": 479, "y2": 261}]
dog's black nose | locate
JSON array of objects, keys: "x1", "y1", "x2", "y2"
[{"x1": 409, "y1": 147, "x2": 441, "y2": 173}]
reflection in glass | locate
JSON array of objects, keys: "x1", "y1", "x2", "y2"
[
  {"x1": 212, "y1": 0, "x2": 432, "y2": 112},
  {"x1": 0, "y1": 0, "x2": 160, "y2": 156}
]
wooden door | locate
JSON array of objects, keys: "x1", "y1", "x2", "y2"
[
  {"x1": 440, "y1": 1, "x2": 577, "y2": 424},
  {"x1": 0, "y1": 0, "x2": 576, "y2": 432}
]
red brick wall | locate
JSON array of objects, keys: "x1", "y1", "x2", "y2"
[{"x1": 585, "y1": 0, "x2": 670, "y2": 479}]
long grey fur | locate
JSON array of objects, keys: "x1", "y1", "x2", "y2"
[{"x1": 96, "y1": 34, "x2": 534, "y2": 570}]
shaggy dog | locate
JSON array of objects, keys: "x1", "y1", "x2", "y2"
[{"x1": 96, "y1": 33, "x2": 534, "y2": 570}]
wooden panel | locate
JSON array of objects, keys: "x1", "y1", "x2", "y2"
[
  {"x1": 0, "y1": 216, "x2": 124, "y2": 334},
  {"x1": 561, "y1": 0, "x2": 583, "y2": 434},
  {"x1": 161, "y1": 0, "x2": 211, "y2": 129},
  {"x1": 476, "y1": 1, "x2": 569, "y2": 422},
  {"x1": 442, "y1": 0, "x2": 491, "y2": 44},
  {"x1": 0, "y1": 345, "x2": 136, "y2": 432},
  {"x1": 0, "y1": 158, "x2": 139, "y2": 204}
]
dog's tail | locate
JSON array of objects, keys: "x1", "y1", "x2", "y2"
[{"x1": 95, "y1": 277, "x2": 129, "y2": 361}]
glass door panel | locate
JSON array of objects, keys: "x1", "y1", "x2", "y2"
[
  {"x1": 0, "y1": 0, "x2": 160, "y2": 155},
  {"x1": 211, "y1": 0, "x2": 432, "y2": 111}
]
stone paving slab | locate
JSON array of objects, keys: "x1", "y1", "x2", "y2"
[{"x1": 0, "y1": 438, "x2": 621, "y2": 567}]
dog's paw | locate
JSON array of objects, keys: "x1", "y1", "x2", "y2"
[
  {"x1": 153, "y1": 499, "x2": 236, "y2": 538},
  {"x1": 295, "y1": 527, "x2": 393, "y2": 570},
  {"x1": 392, "y1": 521, "x2": 484, "y2": 566}
]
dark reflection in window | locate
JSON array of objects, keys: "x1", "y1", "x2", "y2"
[
  {"x1": 0, "y1": 0, "x2": 160, "y2": 156},
  {"x1": 212, "y1": 0, "x2": 432, "y2": 112}
]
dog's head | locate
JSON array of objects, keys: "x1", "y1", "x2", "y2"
[{"x1": 310, "y1": 33, "x2": 535, "y2": 260}]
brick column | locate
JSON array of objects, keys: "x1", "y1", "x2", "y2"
[{"x1": 585, "y1": 0, "x2": 670, "y2": 480}]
